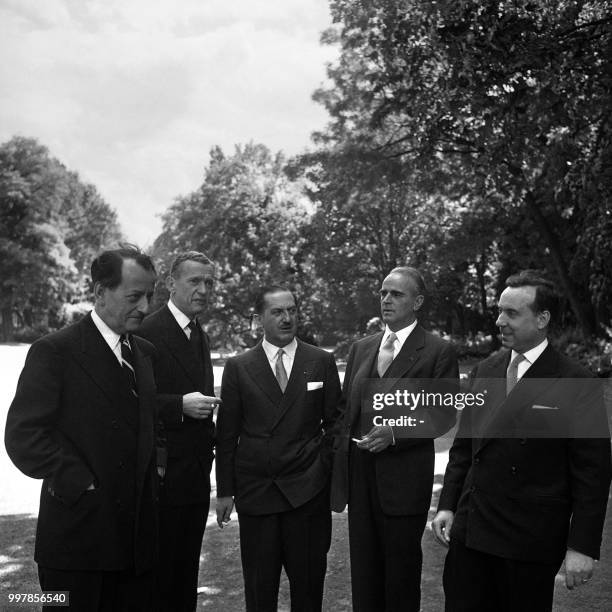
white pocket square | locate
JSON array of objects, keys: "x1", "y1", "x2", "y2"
[
  {"x1": 531, "y1": 404, "x2": 558, "y2": 410},
  {"x1": 307, "y1": 381, "x2": 324, "y2": 391}
]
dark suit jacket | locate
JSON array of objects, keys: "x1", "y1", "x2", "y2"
[
  {"x1": 138, "y1": 305, "x2": 215, "y2": 506},
  {"x1": 4, "y1": 314, "x2": 158, "y2": 573},
  {"x1": 438, "y1": 344, "x2": 612, "y2": 563},
  {"x1": 216, "y1": 340, "x2": 342, "y2": 515},
  {"x1": 331, "y1": 324, "x2": 458, "y2": 514}
]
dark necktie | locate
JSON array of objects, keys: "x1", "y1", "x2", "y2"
[
  {"x1": 377, "y1": 332, "x2": 397, "y2": 377},
  {"x1": 275, "y1": 348, "x2": 288, "y2": 393},
  {"x1": 506, "y1": 353, "x2": 526, "y2": 395},
  {"x1": 120, "y1": 334, "x2": 138, "y2": 398},
  {"x1": 188, "y1": 320, "x2": 203, "y2": 364}
]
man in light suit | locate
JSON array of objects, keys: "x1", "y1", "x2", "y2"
[
  {"x1": 138, "y1": 251, "x2": 219, "y2": 611},
  {"x1": 432, "y1": 270, "x2": 612, "y2": 611},
  {"x1": 215, "y1": 285, "x2": 341, "y2": 612},
  {"x1": 5, "y1": 247, "x2": 159, "y2": 611},
  {"x1": 331, "y1": 266, "x2": 458, "y2": 612}
]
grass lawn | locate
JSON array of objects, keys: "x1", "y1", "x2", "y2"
[{"x1": 1, "y1": 344, "x2": 611, "y2": 610}]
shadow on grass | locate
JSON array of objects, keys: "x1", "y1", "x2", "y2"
[{"x1": 0, "y1": 514, "x2": 38, "y2": 594}]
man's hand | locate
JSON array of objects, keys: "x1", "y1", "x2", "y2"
[
  {"x1": 182, "y1": 392, "x2": 220, "y2": 419},
  {"x1": 564, "y1": 549, "x2": 595, "y2": 589},
  {"x1": 356, "y1": 426, "x2": 394, "y2": 453},
  {"x1": 432, "y1": 510, "x2": 454, "y2": 546},
  {"x1": 216, "y1": 496, "x2": 234, "y2": 528}
]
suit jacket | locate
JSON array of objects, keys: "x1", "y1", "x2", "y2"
[
  {"x1": 216, "y1": 339, "x2": 342, "y2": 515},
  {"x1": 438, "y1": 344, "x2": 612, "y2": 563},
  {"x1": 331, "y1": 324, "x2": 458, "y2": 514},
  {"x1": 138, "y1": 305, "x2": 215, "y2": 506},
  {"x1": 4, "y1": 314, "x2": 158, "y2": 573}
]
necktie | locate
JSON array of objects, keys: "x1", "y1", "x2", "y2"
[
  {"x1": 120, "y1": 334, "x2": 138, "y2": 398},
  {"x1": 377, "y1": 332, "x2": 397, "y2": 377},
  {"x1": 506, "y1": 353, "x2": 526, "y2": 395},
  {"x1": 188, "y1": 320, "x2": 203, "y2": 365},
  {"x1": 275, "y1": 348, "x2": 288, "y2": 393}
]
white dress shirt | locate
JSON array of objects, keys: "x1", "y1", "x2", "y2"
[
  {"x1": 379, "y1": 319, "x2": 418, "y2": 358},
  {"x1": 91, "y1": 309, "x2": 122, "y2": 365},
  {"x1": 510, "y1": 338, "x2": 549, "y2": 381},
  {"x1": 262, "y1": 337, "x2": 298, "y2": 379},
  {"x1": 168, "y1": 298, "x2": 193, "y2": 338}
]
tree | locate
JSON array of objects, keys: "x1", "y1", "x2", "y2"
[
  {"x1": 0, "y1": 136, "x2": 122, "y2": 340},
  {"x1": 153, "y1": 143, "x2": 315, "y2": 347},
  {"x1": 313, "y1": 0, "x2": 612, "y2": 337}
]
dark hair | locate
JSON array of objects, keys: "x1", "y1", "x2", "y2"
[
  {"x1": 254, "y1": 285, "x2": 298, "y2": 315},
  {"x1": 505, "y1": 270, "x2": 559, "y2": 319},
  {"x1": 91, "y1": 245, "x2": 156, "y2": 290},
  {"x1": 170, "y1": 251, "x2": 214, "y2": 277},
  {"x1": 389, "y1": 266, "x2": 427, "y2": 297}
]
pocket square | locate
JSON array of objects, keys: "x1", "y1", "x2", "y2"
[
  {"x1": 531, "y1": 404, "x2": 558, "y2": 410},
  {"x1": 307, "y1": 381, "x2": 324, "y2": 391}
]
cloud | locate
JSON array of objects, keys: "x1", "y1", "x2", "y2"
[{"x1": 0, "y1": 0, "x2": 338, "y2": 246}]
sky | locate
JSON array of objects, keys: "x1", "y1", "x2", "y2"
[{"x1": 0, "y1": 0, "x2": 338, "y2": 246}]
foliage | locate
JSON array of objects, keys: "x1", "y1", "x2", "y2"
[
  {"x1": 152, "y1": 143, "x2": 317, "y2": 347},
  {"x1": 308, "y1": 0, "x2": 612, "y2": 338},
  {"x1": 0, "y1": 136, "x2": 122, "y2": 340}
]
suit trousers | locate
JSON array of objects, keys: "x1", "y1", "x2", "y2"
[
  {"x1": 156, "y1": 500, "x2": 210, "y2": 612},
  {"x1": 38, "y1": 565, "x2": 154, "y2": 612},
  {"x1": 348, "y1": 444, "x2": 428, "y2": 612},
  {"x1": 443, "y1": 538, "x2": 561, "y2": 612},
  {"x1": 238, "y1": 486, "x2": 332, "y2": 612}
]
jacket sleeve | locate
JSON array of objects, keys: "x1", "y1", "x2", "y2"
[
  {"x1": 215, "y1": 358, "x2": 242, "y2": 497},
  {"x1": 4, "y1": 338, "x2": 95, "y2": 506}
]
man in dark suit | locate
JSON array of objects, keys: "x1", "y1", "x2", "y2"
[
  {"x1": 138, "y1": 251, "x2": 218, "y2": 611},
  {"x1": 432, "y1": 270, "x2": 612, "y2": 611},
  {"x1": 4, "y1": 247, "x2": 159, "y2": 611},
  {"x1": 331, "y1": 266, "x2": 458, "y2": 612},
  {"x1": 215, "y1": 285, "x2": 341, "y2": 612}
]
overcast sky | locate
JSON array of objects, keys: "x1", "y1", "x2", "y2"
[{"x1": 0, "y1": 0, "x2": 338, "y2": 246}]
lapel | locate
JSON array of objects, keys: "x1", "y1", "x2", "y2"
[
  {"x1": 348, "y1": 333, "x2": 383, "y2": 430},
  {"x1": 271, "y1": 340, "x2": 316, "y2": 430},
  {"x1": 245, "y1": 343, "x2": 284, "y2": 408},
  {"x1": 477, "y1": 344, "x2": 560, "y2": 451},
  {"x1": 132, "y1": 337, "x2": 155, "y2": 482},
  {"x1": 158, "y1": 305, "x2": 204, "y2": 389},
  {"x1": 74, "y1": 313, "x2": 124, "y2": 406}
]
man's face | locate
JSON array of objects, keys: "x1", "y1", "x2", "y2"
[
  {"x1": 379, "y1": 272, "x2": 424, "y2": 332},
  {"x1": 167, "y1": 260, "x2": 215, "y2": 319},
  {"x1": 95, "y1": 259, "x2": 156, "y2": 334},
  {"x1": 259, "y1": 290, "x2": 298, "y2": 348},
  {"x1": 496, "y1": 286, "x2": 549, "y2": 353}
]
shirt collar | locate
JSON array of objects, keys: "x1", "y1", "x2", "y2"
[
  {"x1": 168, "y1": 298, "x2": 192, "y2": 331},
  {"x1": 91, "y1": 308, "x2": 121, "y2": 355},
  {"x1": 383, "y1": 320, "x2": 418, "y2": 347},
  {"x1": 511, "y1": 337, "x2": 548, "y2": 365},
  {"x1": 262, "y1": 337, "x2": 298, "y2": 361}
]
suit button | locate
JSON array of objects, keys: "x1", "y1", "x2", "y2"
[
  {"x1": 112, "y1": 420, "x2": 119, "y2": 430},
  {"x1": 470, "y1": 486, "x2": 476, "y2": 493},
  {"x1": 474, "y1": 457, "x2": 480, "y2": 465},
  {"x1": 511, "y1": 466, "x2": 517, "y2": 474},
  {"x1": 117, "y1": 461, "x2": 124, "y2": 469}
]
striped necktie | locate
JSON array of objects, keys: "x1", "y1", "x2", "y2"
[{"x1": 120, "y1": 334, "x2": 138, "y2": 398}]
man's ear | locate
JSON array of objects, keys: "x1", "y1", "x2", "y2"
[
  {"x1": 413, "y1": 294, "x2": 425, "y2": 312},
  {"x1": 93, "y1": 281, "x2": 106, "y2": 305},
  {"x1": 537, "y1": 310, "x2": 551, "y2": 329},
  {"x1": 165, "y1": 275, "x2": 175, "y2": 294}
]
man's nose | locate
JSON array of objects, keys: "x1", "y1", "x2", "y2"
[
  {"x1": 138, "y1": 295, "x2": 151, "y2": 314},
  {"x1": 495, "y1": 313, "x2": 504, "y2": 327}
]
